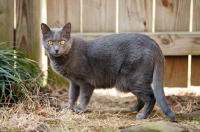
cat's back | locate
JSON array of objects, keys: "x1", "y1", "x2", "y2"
[
  {"x1": 89, "y1": 33, "x2": 149, "y2": 43},
  {"x1": 87, "y1": 33, "x2": 157, "y2": 50},
  {"x1": 86, "y1": 33, "x2": 159, "y2": 58}
]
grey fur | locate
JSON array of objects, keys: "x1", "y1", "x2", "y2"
[{"x1": 41, "y1": 22, "x2": 175, "y2": 120}]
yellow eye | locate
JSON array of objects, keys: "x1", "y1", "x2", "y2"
[
  {"x1": 48, "y1": 40, "x2": 53, "y2": 45},
  {"x1": 60, "y1": 40, "x2": 65, "y2": 45}
]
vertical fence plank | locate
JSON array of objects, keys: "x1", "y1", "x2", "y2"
[
  {"x1": 118, "y1": 0, "x2": 153, "y2": 32},
  {"x1": 155, "y1": 0, "x2": 190, "y2": 87},
  {"x1": 0, "y1": 0, "x2": 13, "y2": 46},
  {"x1": 192, "y1": 0, "x2": 200, "y2": 31},
  {"x1": 155, "y1": 0, "x2": 190, "y2": 31},
  {"x1": 191, "y1": 56, "x2": 200, "y2": 86},
  {"x1": 16, "y1": 0, "x2": 42, "y2": 67},
  {"x1": 191, "y1": 0, "x2": 200, "y2": 86},
  {"x1": 47, "y1": 0, "x2": 80, "y2": 32},
  {"x1": 164, "y1": 56, "x2": 188, "y2": 87},
  {"x1": 82, "y1": 0, "x2": 116, "y2": 32}
]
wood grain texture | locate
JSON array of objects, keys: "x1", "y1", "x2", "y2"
[
  {"x1": 16, "y1": 0, "x2": 42, "y2": 67},
  {"x1": 47, "y1": 0, "x2": 80, "y2": 32},
  {"x1": 118, "y1": 0, "x2": 153, "y2": 32},
  {"x1": 74, "y1": 32, "x2": 200, "y2": 55},
  {"x1": 155, "y1": 0, "x2": 190, "y2": 31},
  {"x1": 82, "y1": 0, "x2": 116, "y2": 32},
  {"x1": 0, "y1": 0, "x2": 13, "y2": 46},
  {"x1": 164, "y1": 56, "x2": 188, "y2": 87},
  {"x1": 155, "y1": 0, "x2": 190, "y2": 87},
  {"x1": 193, "y1": 0, "x2": 200, "y2": 31},
  {"x1": 149, "y1": 33, "x2": 200, "y2": 55},
  {"x1": 191, "y1": 56, "x2": 200, "y2": 86},
  {"x1": 191, "y1": 0, "x2": 200, "y2": 86}
]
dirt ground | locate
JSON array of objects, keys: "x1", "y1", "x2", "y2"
[{"x1": 0, "y1": 86, "x2": 200, "y2": 132}]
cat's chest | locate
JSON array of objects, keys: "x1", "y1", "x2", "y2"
[
  {"x1": 50, "y1": 61, "x2": 65, "y2": 74},
  {"x1": 50, "y1": 58, "x2": 86, "y2": 78}
]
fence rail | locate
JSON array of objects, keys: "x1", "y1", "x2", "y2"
[{"x1": 0, "y1": 0, "x2": 200, "y2": 87}]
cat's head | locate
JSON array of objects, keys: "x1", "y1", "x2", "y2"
[{"x1": 41, "y1": 22, "x2": 73, "y2": 57}]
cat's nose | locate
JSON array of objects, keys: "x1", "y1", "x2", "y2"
[{"x1": 55, "y1": 50, "x2": 59, "y2": 53}]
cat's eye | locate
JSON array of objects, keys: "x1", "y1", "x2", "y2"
[
  {"x1": 60, "y1": 40, "x2": 65, "y2": 45},
  {"x1": 48, "y1": 40, "x2": 53, "y2": 45}
]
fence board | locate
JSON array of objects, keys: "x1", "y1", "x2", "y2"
[
  {"x1": 74, "y1": 32, "x2": 200, "y2": 56},
  {"x1": 155, "y1": 0, "x2": 190, "y2": 87},
  {"x1": 0, "y1": 0, "x2": 13, "y2": 46},
  {"x1": 149, "y1": 33, "x2": 200, "y2": 55},
  {"x1": 191, "y1": 0, "x2": 200, "y2": 86},
  {"x1": 16, "y1": 0, "x2": 42, "y2": 67},
  {"x1": 155, "y1": 0, "x2": 190, "y2": 31},
  {"x1": 82, "y1": 0, "x2": 116, "y2": 32},
  {"x1": 47, "y1": 0, "x2": 80, "y2": 32},
  {"x1": 118, "y1": 0, "x2": 153, "y2": 32},
  {"x1": 164, "y1": 56, "x2": 188, "y2": 87},
  {"x1": 193, "y1": 0, "x2": 200, "y2": 31},
  {"x1": 191, "y1": 56, "x2": 200, "y2": 86}
]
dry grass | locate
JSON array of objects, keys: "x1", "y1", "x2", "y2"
[{"x1": 0, "y1": 86, "x2": 200, "y2": 132}]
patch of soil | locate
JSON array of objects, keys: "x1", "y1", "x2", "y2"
[
  {"x1": 0, "y1": 86, "x2": 200, "y2": 132},
  {"x1": 42, "y1": 86, "x2": 200, "y2": 113},
  {"x1": 40, "y1": 86, "x2": 200, "y2": 131}
]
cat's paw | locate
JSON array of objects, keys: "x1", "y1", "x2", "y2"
[
  {"x1": 60, "y1": 102, "x2": 74, "y2": 110},
  {"x1": 136, "y1": 113, "x2": 147, "y2": 120},
  {"x1": 128, "y1": 105, "x2": 138, "y2": 112},
  {"x1": 73, "y1": 105, "x2": 86, "y2": 113},
  {"x1": 128, "y1": 102, "x2": 144, "y2": 112}
]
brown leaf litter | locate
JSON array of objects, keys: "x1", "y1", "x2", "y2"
[{"x1": 0, "y1": 85, "x2": 200, "y2": 132}]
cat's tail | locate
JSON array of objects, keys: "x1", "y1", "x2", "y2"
[{"x1": 152, "y1": 42, "x2": 176, "y2": 121}]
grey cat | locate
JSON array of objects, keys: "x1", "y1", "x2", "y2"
[{"x1": 41, "y1": 22, "x2": 175, "y2": 120}]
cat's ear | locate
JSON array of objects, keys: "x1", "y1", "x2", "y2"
[
  {"x1": 41, "y1": 23, "x2": 51, "y2": 35},
  {"x1": 62, "y1": 22, "x2": 71, "y2": 35}
]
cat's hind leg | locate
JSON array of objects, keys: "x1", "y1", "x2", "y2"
[
  {"x1": 128, "y1": 97, "x2": 144, "y2": 112},
  {"x1": 131, "y1": 87, "x2": 156, "y2": 119}
]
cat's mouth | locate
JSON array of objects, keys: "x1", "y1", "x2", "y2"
[{"x1": 53, "y1": 53, "x2": 62, "y2": 57}]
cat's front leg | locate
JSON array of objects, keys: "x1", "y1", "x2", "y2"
[
  {"x1": 61, "y1": 81, "x2": 80, "y2": 110},
  {"x1": 73, "y1": 84, "x2": 95, "y2": 113}
]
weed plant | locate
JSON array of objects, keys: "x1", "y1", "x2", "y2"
[{"x1": 0, "y1": 44, "x2": 43, "y2": 103}]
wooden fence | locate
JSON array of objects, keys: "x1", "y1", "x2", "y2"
[{"x1": 0, "y1": 0, "x2": 200, "y2": 87}]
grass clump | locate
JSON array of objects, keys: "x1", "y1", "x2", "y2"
[{"x1": 0, "y1": 44, "x2": 43, "y2": 103}]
